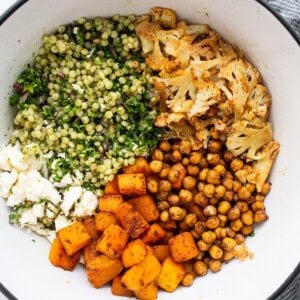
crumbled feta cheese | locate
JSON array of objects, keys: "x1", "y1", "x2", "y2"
[
  {"x1": 54, "y1": 215, "x2": 75, "y2": 231},
  {"x1": 72, "y1": 190, "x2": 98, "y2": 217},
  {"x1": 0, "y1": 169, "x2": 18, "y2": 198},
  {"x1": 32, "y1": 202, "x2": 45, "y2": 218},
  {"x1": 60, "y1": 186, "x2": 82, "y2": 216},
  {"x1": 7, "y1": 172, "x2": 29, "y2": 207},
  {"x1": 53, "y1": 173, "x2": 73, "y2": 188},
  {"x1": 0, "y1": 145, "x2": 28, "y2": 171},
  {"x1": 19, "y1": 208, "x2": 37, "y2": 227}
]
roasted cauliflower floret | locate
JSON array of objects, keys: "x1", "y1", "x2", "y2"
[
  {"x1": 150, "y1": 7, "x2": 177, "y2": 29},
  {"x1": 252, "y1": 141, "x2": 280, "y2": 192},
  {"x1": 219, "y1": 59, "x2": 261, "y2": 118},
  {"x1": 226, "y1": 119, "x2": 273, "y2": 160}
]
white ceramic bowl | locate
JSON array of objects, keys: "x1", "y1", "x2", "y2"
[{"x1": 0, "y1": 1, "x2": 299, "y2": 299}]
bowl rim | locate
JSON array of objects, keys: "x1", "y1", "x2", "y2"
[{"x1": 0, "y1": 0, "x2": 299, "y2": 299}]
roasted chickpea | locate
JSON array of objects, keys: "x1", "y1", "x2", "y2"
[
  {"x1": 160, "y1": 210, "x2": 170, "y2": 222},
  {"x1": 194, "y1": 260, "x2": 208, "y2": 276},
  {"x1": 237, "y1": 186, "x2": 251, "y2": 200},
  {"x1": 167, "y1": 194, "x2": 180, "y2": 206},
  {"x1": 147, "y1": 178, "x2": 158, "y2": 194},
  {"x1": 152, "y1": 148, "x2": 164, "y2": 161},
  {"x1": 233, "y1": 180, "x2": 242, "y2": 192},
  {"x1": 179, "y1": 140, "x2": 192, "y2": 155},
  {"x1": 197, "y1": 182, "x2": 205, "y2": 192},
  {"x1": 223, "y1": 150, "x2": 234, "y2": 162},
  {"x1": 223, "y1": 191, "x2": 234, "y2": 202},
  {"x1": 218, "y1": 214, "x2": 227, "y2": 227},
  {"x1": 185, "y1": 213, "x2": 197, "y2": 227},
  {"x1": 169, "y1": 206, "x2": 187, "y2": 221},
  {"x1": 208, "y1": 139, "x2": 222, "y2": 153},
  {"x1": 168, "y1": 168, "x2": 180, "y2": 182},
  {"x1": 190, "y1": 151, "x2": 202, "y2": 165},
  {"x1": 227, "y1": 206, "x2": 240, "y2": 221},
  {"x1": 214, "y1": 164, "x2": 226, "y2": 176},
  {"x1": 209, "y1": 197, "x2": 219, "y2": 206},
  {"x1": 187, "y1": 164, "x2": 200, "y2": 176},
  {"x1": 235, "y1": 233, "x2": 245, "y2": 245},
  {"x1": 245, "y1": 182, "x2": 256, "y2": 193},
  {"x1": 226, "y1": 227, "x2": 236, "y2": 238},
  {"x1": 172, "y1": 141, "x2": 180, "y2": 151},
  {"x1": 254, "y1": 210, "x2": 269, "y2": 223},
  {"x1": 159, "y1": 165, "x2": 171, "y2": 178},
  {"x1": 203, "y1": 184, "x2": 215, "y2": 198},
  {"x1": 179, "y1": 220, "x2": 190, "y2": 231},
  {"x1": 255, "y1": 194, "x2": 265, "y2": 202},
  {"x1": 190, "y1": 229, "x2": 202, "y2": 240},
  {"x1": 223, "y1": 251, "x2": 234, "y2": 262},
  {"x1": 171, "y1": 150, "x2": 182, "y2": 163},
  {"x1": 215, "y1": 227, "x2": 227, "y2": 240},
  {"x1": 230, "y1": 158, "x2": 244, "y2": 172},
  {"x1": 199, "y1": 157, "x2": 208, "y2": 168},
  {"x1": 181, "y1": 157, "x2": 190, "y2": 166},
  {"x1": 206, "y1": 216, "x2": 220, "y2": 229},
  {"x1": 209, "y1": 245, "x2": 223, "y2": 259},
  {"x1": 206, "y1": 153, "x2": 220, "y2": 166},
  {"x1": 159, "y1": 140, "x2": 172, "y2": 152},
  {"x1": 158, "y1": 180, "x2": 172, "y2": 193},
  {"x1": 209, "y1": 259, "x2": 222, "y2": 272},
  {"x1": 222, "y1": 177, "x2": 233, "y2": 190},
  {"x1": 158, "y1": 200, "x2": 170, "y2": 210},
  {"x1": 197, "y1": 240, "x2": 210, "y2": 251},
  {"x1": 203, "y1": 205, "x2": 217, "y2": 216},
  {"x1": 218, "y1": 200, "x2": 231, "y2": 214},
  {"x1": 206, "y1": 170, "x2": 220, "y2": 185},
  {"x1": 230, "y1": 219, "x2": 243, "y2": 231},
  {"x1": 202, "y1": 230, "x2": 216, "y2": 244},
  {"x1": 199, "y1": 168, "x2": 209, "y2": 181},
  {"x1": 241, "y1": 225, "x2": 254, "y2": 235},
  {"x1": 235, "y1": 201, "x2": 249, "y2": 213},
  {"x1": 183, "y1": 176, "x2": 197, "y2": 190},
  {"x1": 181, "y1": 273, "x2": 194, "y2": 287},
  {"x1": 194, "y1": 221, "x2": 206, "y2": 236},
  {"x1": 194, "y1": 192, "x2": 209, "y2": 207},
  {"x1": 149, "y1": 160, "x2": 163, "y2": 174},
  {"x1": 214, "y1": 185, "x2": 226, "y2": 199},
  {"x1": 156, "y1": 191, "x2": 169, "y2": 201},
  {"x1": 261, "y1": 182, "x2": 271, "y2": 195},
  {"x1": 179, "y1": 189, "x2": 193, "y2": 204},
  {"x1": 221, "y1": 237, "x2": 237, "y2": 251},
  {"x1": 251, "y1": 201, "x2": 265, "y2": 212},
  {"x1": 163, "y1": 152, "x2": 172, "y2": 163}
]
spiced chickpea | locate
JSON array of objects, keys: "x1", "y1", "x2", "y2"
[
  {"x1": 199, "y1": 157, "x2": 209, "y2": 168},
  {"x1": 181, "y1": 274, "x2": 194, "y2": 287},
  {"x1": 179, "y1": 189, "x2": 193, "y2": 204},
  {"x1": 209, "y1": 259, "x2": 222, "y2": 272},
  {"x1": 214, "y1": 164, "x2": 226, "y2": 176},
  {"x1": 251, "y1": 201, "x2": 265, "y2": 212},
  {"x1": 218, "y1": 201, "x2": 231, "y2": 214},
  {"x1": 230, "y1": 219, "x2": 243, "y2": 232},
  {"x1": 167, "y1": 194, "x2": 180, "y2": 206},
  {"x1": 183, "y1": 176, "x2": 197, "y2": 190},
  {"x1": 199, "y1": 168, "x2": 209, "y2": 181},
  {"x1": 206, "y1": 170, "x2": 220, "y2": 185},
  {"x1": 181, "y1": 157, "x2": 190, "y2": 166},
  {"x1": 203, "y1": 184, "x2": 215, "y2": 198},
  {"x1": 230, "y1": 158, "x2": 244, "y2": 172},
  {"x1": 187, "y1": 164, "x2": 200, "y2": 176},
  {"x1": 169, "y1": 206, "x2": 187, "y2": 221},
  {"x1": 172, "y1": 141, "x2": 180, "y2": 151},
  {"x1": 206, "y1": 153, "x2": 220, "y2": 166},
  {"x1": 194, "y1": 221, "x2": 206, "y2": 236},
  {"x1": 201, "y1": 231, "x2": 216, "y2": 244},
  {"x1": 223, "y1": 150, "x2": 234, "y2": 162},
  {"x1": 208, "y1": 139, "x2": 222, "y2": 153},
  {"x1": 226, "y1": 227, "x2": 236, "y2": 238},
  {"x1": 185, "y1": 213, "x2": 197, "y2": 227},
  {"x1": 156, "y1": 191, "x2": 169, "y2": 201},
  {"x1": 203, "y1": 205, "x2": 217, "y2": 216},
  {"x1": 209, "y1": 245, "x2": 223, "y2": 260},
  {"x1": 261, "y1": 182, "x2": 271, "y2": 195},
  {"x1": 194, "y1": 260, "x2": 208, "y2": 276},
  {"x1": 160, "y1": 210, "x2": 170, "y2": 222},
  {"x1": 152, "y1": 148, "x2": 164, "y2": 161},
  {"x1": 235, "y1": 201, "x2": 249, "y2": 213},
  {"x1": 241, "y1": 225, "x2": 254, "y2": 235},
  {"x1": 159, "y1": 140, "x2": 172, "y2": 152},
  {"x1": 163, "y1": 152, "x2": 172, "y2": 163},
  {"x1": 168, "y1": 168, "x2": 180, "y2": 182},
  {"x1": 194, "y1": 192, "x2": 209, "y2": 208},
  {"x1": 179, "y1": 140, "x2": 192, "y2": 155},
  {"x1": 159, "y1": 165, "x2": 171, "y2": 178},
  {"x1": 235, "y1": 233, "x2": 245, "y2": 245},
  {"x1": 159, "y1": 180, "x2": 173, "y2": 193},
  {"x1": 197, "y1": 240, "x2": 210, "y2": 251},
  {"x1": 209, "y1": 197, "x2": 219, "y2": 206},
  {"x1": 147, "y1": 178, "x2": 158, "y2": 194},
  {"x1": 237, "y1": 186, "x2": 251, "y2": 200},
  {"x1": 171, "y1": 150, "x2": 182, "y2": 163},
  {"x1": 227, "y1": 206, "x2": 240, "y2": 221},
  {"x1": 245, "y1": 182, "x2": 256, "y2": 193},
  {"x1": 214, "y1": 185, "x2": 226, "y2": 199},
  {"x1": 221, "y1": 237, "x2": 237, "y2": 251},
  {"x1": 149, "y1": 160, "x2": 163, "y2": 174},
  {"x1": 190, "y1": 151, "x2": 202, "y2": 165},
  {"x1": 206, "y1": 216, "x2": 220, "y2": 229},
  {"x1": 233, "y1": 180, "x2": 242, "y2": 192},
  {"x1": 223, "y1": 191, "x2": 234, "y2": 202},
  {"x1": 254, "y1": 210, "x2": 269, "y2": 223},
  {"x1": 215, "y1": 227, "x2": 227, "y2": 240},
  {"x1": 255, "y1": 194, "x2": 265, "y2": 202},
  {"x1": 197, "y1": 182, "x2": 205, "y2": 192},
  {"x1": 190, "y1": 229, "x2": 202, "y2": 239},
  {"x1": 218, "y1": 214, "x2": 227, "y2": 227},
  {"x1": 222, "y1": 177, "x2": 233, "y2": 190},
  {"x1": 179, "y1": 220, "x2": 190, "y2": 231}
]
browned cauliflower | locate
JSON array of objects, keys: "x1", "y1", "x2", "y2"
[
  {"x1": 226, "y1": 119, "x2": 273, "y2": 160},
  {"x1": 252, "y1": 141, "x2": 280, "y2": 192}
]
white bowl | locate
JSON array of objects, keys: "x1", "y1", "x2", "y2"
[{"x1": 0, "y1": 1, "x2": 299, "y2": 299}]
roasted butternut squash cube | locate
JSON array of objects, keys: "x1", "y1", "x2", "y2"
[
  {"x1": 83, "y1": 216, "x2": 99, "y2": 239},
  {"x1": 94, "y1": 211, "x2": 117, "y2": 231},
  {"x1": 121, "y1": 254, "x2": 161, "y2": 291},
  {"x1": 49, "y1": 238, "x2": 81, "y2": 271},
  {"x1": 104, "y1": 175, "x2": 120, "y2": 195},
  {"x1": 111, "y1": 274, "x2": 134, "y2": 297},
  {"x1": 158, "y1": 219, "x2": 177, "y2": 230},
  {"x1": 141, "y1": 223, "x2": 166, "y2": 244},
  {"x1": 156, "y1": 257, "x2": 186, "y2": 292},
  {"x1": 86, "y1": 255, "x2": 123, "y2": 288},
  {"x1": 152, "y1": 245, "x2": 170, "y2": 262},
  {"x1": 57, "y1": 221, "x2": 91, "y2": 255},
  {"x1": 168, "y1": 232, "x2": 199, "y2": 262},
  {"x1": 169, "y1": 163, "x2": 186, "y2": 189},
  {"x1": 96, "y1": 224, "x2": 129, "y2": 259},
  {"x1": 115, "y1": 202, "x2": 149, "y2": 239},
  {"x1": 123, "y1": 156, "x2": 152, "y2": 177},
  {"x1": 134, "y1": 281, "x2": 158, "y2": 300},
  {"x1": 121, "y1": 239, "x2": 148, "y2": 268},
  {"x1": 118, "y1": 173, "x2": 147, "y2": 196},
  {"x1": 127, "y1": 195, "x2": 160, "y2": 222},
  {"x1": 98, "y1": 194, "x2": 124, "y2": 213},
  {"x1": 83, "y1": 239, "x2": 99, "y2": 265}
]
